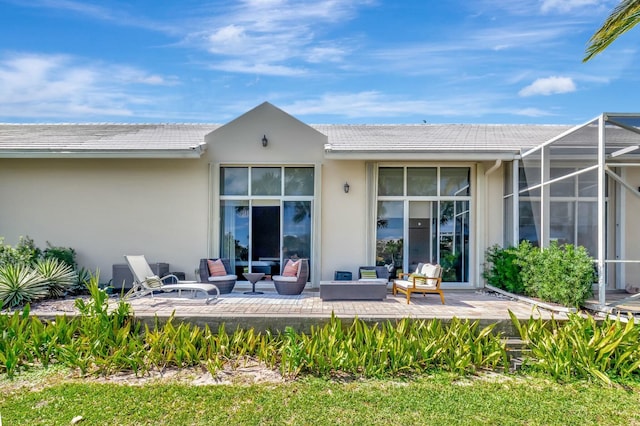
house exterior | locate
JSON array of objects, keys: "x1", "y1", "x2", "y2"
[{"x1": 1, "y1": 102, "x2": 639, "y2": 298}]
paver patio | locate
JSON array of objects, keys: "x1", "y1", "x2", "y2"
[{"x1": 29, "y1": 286, "x2": 573, "y2": 334}]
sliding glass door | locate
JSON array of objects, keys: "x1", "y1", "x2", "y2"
[
  {"x1": 220, "y1": 166, "x2": 314, "y2": 279},
  {"x1": 376, "y1": 166, "x2": 471, "y2": 282}
]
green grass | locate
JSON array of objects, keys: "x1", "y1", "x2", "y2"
[{"x1": 2, "y1": 371, "x2": 639, "y2": 425}]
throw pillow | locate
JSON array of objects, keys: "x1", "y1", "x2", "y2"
[
  {"x1": 207, "y1": 259, "x2": 227, "y2": 277},
  {"x1": 408, "y1": 273, "x2": 426, "y2": 285},
  {"x1": 422, "y1": 263, "x2": 438, "y2": 278},
  {"x1": 360, "y1": 269, "x2": 378, "y2": 279},
  {"x1": 145, "y1": 275, "x2": 163, "y2": 288},
  {"x1": 282, "y1": 259, "x2": 300, "y2": 277}
]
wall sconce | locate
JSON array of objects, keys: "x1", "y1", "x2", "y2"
[
  {"x1": 261, "y1": 134, "x2": 268, "y2": 147},
  {"x1": 343, "y1": 182, "x2": 350, "y2": 193}
]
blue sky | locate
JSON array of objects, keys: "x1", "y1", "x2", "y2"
[{"x1": 0, "y1": 0, "x2": 638, "y2": 124}]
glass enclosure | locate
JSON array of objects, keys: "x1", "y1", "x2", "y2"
[{"x1": 512, "y1": 113, "x2": 640, "y2": 304}]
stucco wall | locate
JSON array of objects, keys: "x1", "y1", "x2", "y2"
[
  {"x1": 0, "y1": 158, "x2": 210, "y2": 283},
  {"x1": 320, "y1": 160, "x2": 369, "y2": 281}
]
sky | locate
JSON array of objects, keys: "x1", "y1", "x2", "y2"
[{"x1": 0, "y1": 0, "x2": 638, "y2": 125}]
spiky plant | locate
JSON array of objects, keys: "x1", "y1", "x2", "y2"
[
  {"x1": 35, "y1": 257, "x2": 77, "y2": 298},
  {"x1": 0, "y1": 263, "x2": 49, "y2": 308}
]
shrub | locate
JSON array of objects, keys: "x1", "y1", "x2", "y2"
[
  {"x1": 35, "y1": 258, "x2": 77, "y2": 298},
  {"x1": 0, "y1": 263, "x2": 49, "y2": 308},
  {"x1": 43, "y1": 242, "x2": 77, "y2": 270},
  {"x1": 483, "y1": 244, "x2": 525, "y2": 294},
  {"x1": 511, "y1": 311, "x2": 640, "y2": 384},
  {"x1": 0, "y1": 236, "x2": 41, "y2": 267},
  {"x1": 517, "y1": 242, "x2": 595, "y2": 308},
  {"x1": 485, "y1": 241, "x2": 595, "y2": 308}
]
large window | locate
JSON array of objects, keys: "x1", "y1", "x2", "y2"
[
  {"x1": 376, "y1": 167, "x2": 471, "y2": 283},
  {"x1": 220, "y1": 166, "x2": 314, "y2": 279}
]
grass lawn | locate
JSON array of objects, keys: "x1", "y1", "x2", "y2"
[{"x1": 2, "y1": 370, "x2": 639, "y2": 425}]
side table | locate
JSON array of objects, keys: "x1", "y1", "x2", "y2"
[{"x1": 243, "y1": 272, "x2": 265, "y2": 294}]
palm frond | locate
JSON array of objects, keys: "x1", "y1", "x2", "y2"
[{"x1": 584, "y1": 0, "x2": 640, "y2": 62}]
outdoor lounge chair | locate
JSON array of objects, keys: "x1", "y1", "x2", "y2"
[
  {"x1": 357, "y1": 266, "x2": 390, "y2": 284},
  {"x1": 392, "y1": 263, "x2": 444, "y2": 304},
  {"x1": 124, "y1": 255, "x2": 219, "y2": 304},
  {"x1": 198, "y1": 258, "x2": 237, "y2": 294},
  {"x1": 273, "y1": 258, "x2": 309, "y2": 295}
]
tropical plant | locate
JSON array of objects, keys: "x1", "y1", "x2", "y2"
[
  {"x1": 35, "y1": 258, "x2": 77, "y2": 298},
  {"x1": 0, "y1": 263, "x2": 49, "y2": 308},
  {"x1": 0, "y1": 236, "x2": 41, "y2": 267},
  {"x1": 483, "y1": 244, "x2": 525, "y2": 294},
  {"x1": 43, "y1": 242, "x2": 77, "y2": 269},
  {"x1": 584, "y1": 0, "x2": 640, "y2": 62},
  {"x1": 511, "y1": 310, "x2": 640, "y2": 384}
]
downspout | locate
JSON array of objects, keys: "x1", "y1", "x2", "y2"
[{"x1": 484, "y1": 159, "x2": 502, "y2": 176}]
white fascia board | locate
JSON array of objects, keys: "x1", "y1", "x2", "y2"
[
  {"x1": 0, "y1": 147, "x2": 206, "y2": 159},
  {"x1": 323, "y1": 150, "x2": 519, "y2": 161}
]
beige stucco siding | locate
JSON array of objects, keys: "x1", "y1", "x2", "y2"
[
  {"x1": 0, "y1": 158, "x2": 210, "y2": 283},
  {"x1": 320, "y1": 160, "x2": 369, "y2": 280}
]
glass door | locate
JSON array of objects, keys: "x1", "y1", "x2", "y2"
[
  {"x1": 251, "y1": 200, "x2": 281, "y2": 277},
  {"x1": 219, "y1": 166, "x2": 314, "y2": 280},
  {"x1": 408, "y1": 201, "x2": 436, "y2": 271}
]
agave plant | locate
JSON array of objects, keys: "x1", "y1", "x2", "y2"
[
  {"x1": 0, "y1": 263, "x2": 49, "y2": 308},
  {"x1": 35, "y1": 258, "x2": 77, "y2": 298}
]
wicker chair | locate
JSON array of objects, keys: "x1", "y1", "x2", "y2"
[
  {"x1": 357, "y1": 266, "x2": 390, "y2": 283},
  {"x1": 273, "y1": 258, "x2": 309, "y2": 295},
  {"x1": 198, "y1": 258, "x2": 237, "y2": 294}
]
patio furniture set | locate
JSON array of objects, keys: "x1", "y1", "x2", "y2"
[{"x1": 124, "y1": 254, "x2": 445, "y2": 305}]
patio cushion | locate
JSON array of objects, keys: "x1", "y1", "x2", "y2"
[
  {"x1": 273, "y1": 275, "x2": 298, "y2": 283},
  {"x1": 282, "y1": 259, "x2": 300, "y2": 277},
  {"x1": 421, "y1": 263, "x2": 440, "y2": 278},
  {"x1": 208, "y1": 274, "x2": 237, "y2": 282},
  {"x1": 360, "y1": 269, "x2": 378, "y2": 279},
  {"x1": 207, "y1": 259, "x2": 227, "y2": 277}
]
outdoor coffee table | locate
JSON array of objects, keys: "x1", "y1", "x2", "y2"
[
  {"x1": 319, "y1": 280, "x2": 388, "y2": 301},
  {"x1": 243, "y1": 272, "x2": 265, "y2": 295}
]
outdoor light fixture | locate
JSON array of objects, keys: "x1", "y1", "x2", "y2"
[
  {"x1": 344, "y1": 182, "x2": 350, "y2": 193},
  {"x1": 261, "y1": 134, "x2": 268, "y2": 147}
]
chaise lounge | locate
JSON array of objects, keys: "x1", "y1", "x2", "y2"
[
  {"x1": 198, "y1": 258, "x2": 238, "y2": 294},
  {"x1": 124, "y1": 255, "x2": 219, "y2": 304}
]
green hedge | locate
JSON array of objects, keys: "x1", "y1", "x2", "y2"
[{"x1": 484, "y1": 241, "x2": 595, "y2": 308}]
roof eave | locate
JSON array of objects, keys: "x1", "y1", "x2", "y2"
[
  {"x1": 0, "y1": 145, "x2": 207, "y2": 159},
  {"x1": 323, "y1": 149, "x2": 520, "y2": 161}
]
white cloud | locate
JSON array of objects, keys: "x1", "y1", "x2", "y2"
[
  {"x1": 0, "y1": 53, "x2": 176, "y2": 119},
  {"x1": 190, "y1": 0, "x2": 371, "y2": 75},
  {"x1": 540, "y1": 0, "x2": 602, "y2": 13},
  {"x1": 514, "y1": 107, "x2": 555, "y2": 117},
  {"x1": 210, "y1": 60, "x2": 307, "y2": 76},
  {"x1": 518, "y1": 76, "x2": 576, "y2": 97}
]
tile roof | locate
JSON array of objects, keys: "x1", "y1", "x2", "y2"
[
  {"x1": 313, "y1": 124, "x2": 573, "y2": 153},
  {"x1": 0, "y1": 123, "x2": 219, "y2": 157},
  {"x1": 0, "y1": 122, "x2": 576, "y2": 158}
]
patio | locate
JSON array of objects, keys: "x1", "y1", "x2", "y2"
[{"x1": 28, "y1": 286, "x2": 572, "y2": 335}]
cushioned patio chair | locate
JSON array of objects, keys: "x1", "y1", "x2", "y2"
[
  {"x1": 273, "y1": 258, "x2": 309, "y2": 295},
  {"x1": 124, "y1": 255, "x2": 219, "y2": 304},
  {"x1": 392, "y1": 263, "x2": 444, "y2": 304},
  {"x1": 357, "y1": 266, "x2": 390, "y2": 284},
  {"x1": 198, "y1": 258, "x2": 237, "y2": 294}
]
